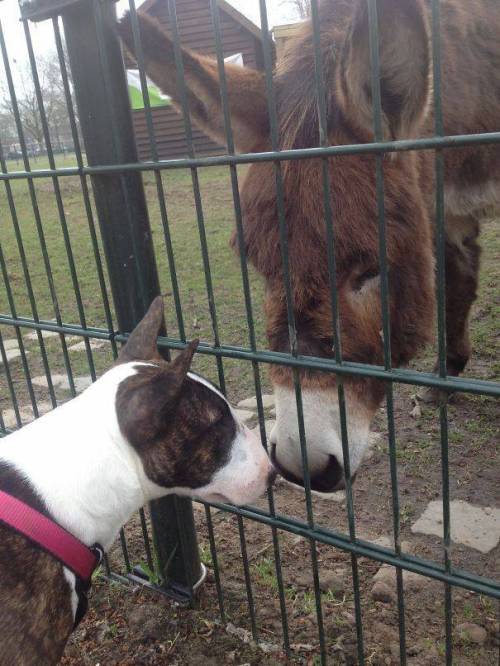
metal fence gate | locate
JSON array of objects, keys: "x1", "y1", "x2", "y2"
[{"x1": 0, "y1": 0, "x2": 498, "y2": 664}]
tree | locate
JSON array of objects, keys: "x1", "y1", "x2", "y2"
[
  {"x1": 280, "y1": 0, "x2": 310, "y2": 19},
  {"x1": 0, "y1": 109, "x2": 17, "y2": 155},
  {"x1": 0, "y1": 49, "x2": 75, "y2": 154}
]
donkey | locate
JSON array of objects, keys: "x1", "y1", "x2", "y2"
[{"x1": 119, "y1": 0, "x2": 499, "y2": 492}]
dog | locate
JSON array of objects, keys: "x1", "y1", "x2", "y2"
[{"x1": 0, "y1": 297, "x2": 274, "y2": 665}]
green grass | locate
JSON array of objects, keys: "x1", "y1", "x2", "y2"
[
  {"x1": 1, "y1": 156, "x2": 268, "y2": 405},
  {"x1": 252, "y1": 557, "x2": 279, "y2": 592}
]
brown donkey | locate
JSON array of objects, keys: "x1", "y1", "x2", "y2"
[{"x1": 119, "y1": 0, "x2": 498, "y2": 492}]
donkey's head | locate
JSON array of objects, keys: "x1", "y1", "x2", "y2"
[{"x1": 119, "y1": 0, "x2": 435, "y2": 492}]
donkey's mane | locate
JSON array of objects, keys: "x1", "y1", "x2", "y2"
[{"x1": 276, "y1": 0, "x2": 353, "y2": 151}]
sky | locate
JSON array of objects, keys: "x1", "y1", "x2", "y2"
[{"x1": 0, "y1": 0, "x2": 299, "y2": 88}]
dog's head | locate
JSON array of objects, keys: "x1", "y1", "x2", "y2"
[{"x1": 114, "y1": 297, "x2": 274, "y2": 505}]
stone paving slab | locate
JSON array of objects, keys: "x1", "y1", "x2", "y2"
[
  {"x1": 1, "y1": 401, "x2": 53, "y2": 429},
  {"x1": 238, "y1": 394, "x2": 275, "y2": 410},
  {"x1": 25, "y1": 330, "x2": 79, "y2": 342},
  {"x1": 411, "y1": 499, "x2": 500, "y2": 553},
  {"x1": 2, "y1": 339, "x2": 21, "y2": 351},
  {"x1": 68, "y1": 339, "x2": 106, "y2": 352},
  {"x1": 25, "y1": 330, "x2": 59, "y2": 341},
  {"x1": 232, "y1": 408, "x2": 255, "y2": 425},
  {"x1": 0, "y1": 348, "x2": 27, "y2": 365},
  {"x1": 31, "y1": 373, "x2": 93, "y2": 393}
]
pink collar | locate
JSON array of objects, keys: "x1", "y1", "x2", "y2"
[{"x1": 0, "y1": 489, "x2": 101, "y2": 582}]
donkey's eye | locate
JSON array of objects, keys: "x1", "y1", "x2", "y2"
[{"x1": 353, "y1": 268, "x2": 380, "y2": 291}]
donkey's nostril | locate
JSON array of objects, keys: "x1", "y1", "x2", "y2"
[{"x1": 309, "y1": 455, "x2": 344, "y2": 493}]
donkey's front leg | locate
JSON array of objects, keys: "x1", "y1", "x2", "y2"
[{"x1": 420, "y1": 214, "x2": 481, "y2": 403}]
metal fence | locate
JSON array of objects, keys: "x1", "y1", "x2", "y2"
[{"x1": 0, "y1": 0, "x2": 498, "y2": 664}]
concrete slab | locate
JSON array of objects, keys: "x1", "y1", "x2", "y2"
[
  {"x1": 238, "y1": 394, "x2": 275, "y2": 410},
  {"x1": 0, "y1": 348, "x2": 27, "y2": 365},
  {"x1": 1, "y1": 401, "x2": 53, "y2": 429},
  {"x1": 411, "y1": 500, "x2": 500, "y2": 554},
  {"x1": 68, "y1": 339, "x2": 106, "y2": 352},
  {"x1": 232, "y1": 408, "x2": 255, "y2": 425},
  {"x1": 31, "y1": 373, "x2": 93, "y2": 393},
  {"x1": 2, "y1": 339, "x2": 21, "y2": 351},
  {"x1": 25, "y1": 330, "x2": 79, "y2": 343},
  {"x1": 25, "y1": 330, "x2": 60, "y2": 341}
]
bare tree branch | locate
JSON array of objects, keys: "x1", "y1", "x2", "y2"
[
  {"x1": 279, "y1": 0, "x2": 310, "y2": 19},
  {"x1": 1, "y1": 49, "x2": 75, "y2": 156}
]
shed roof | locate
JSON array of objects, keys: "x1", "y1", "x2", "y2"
[{"x1": 137, "y1": 0, "x2": 264, "y2": 42}]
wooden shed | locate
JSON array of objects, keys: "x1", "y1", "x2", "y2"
[
  {"x1": 130, "y1": 0, "x2": 270, "y2": 160},
  {"x1": 273, "y1": 21, "x2": 304, "y2": 60}
]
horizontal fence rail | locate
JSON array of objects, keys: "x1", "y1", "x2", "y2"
[
  {"x1": 3, "y1": 129, "x2": 500, "y2": 180},
  {"x1": 0, "y1": 316, "x2": 499, "y2": 398}
]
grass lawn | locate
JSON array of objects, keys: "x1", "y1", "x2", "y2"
[{"x1": 0, "y1": 154, "x2": 268, "y2": 408}]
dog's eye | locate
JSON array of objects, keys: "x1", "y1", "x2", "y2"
[{"x1": 353, "y1": 267, "x2": 380, "y2": 291}]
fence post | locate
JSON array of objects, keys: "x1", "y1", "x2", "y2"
[{"x1": 19, "y1": 0, "x2": 203, "y2": 602}]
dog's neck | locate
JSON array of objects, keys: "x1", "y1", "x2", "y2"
[{"x1": 0, "y1": 363, "x2": 166, "y2": 551}]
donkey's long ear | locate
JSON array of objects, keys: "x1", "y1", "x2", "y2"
[
  {"x1": 118, "y1": 296, "x2": 165, "y2": 363},
  {"x1": 119, "y1": 12, "x2": 269, "y2": 153},
  {"x1": 338, "y1": 0, "x2": 430, "y2": 140},
  {"x1": 117, "y1": 340, "x2": 199, "y2": 445}
]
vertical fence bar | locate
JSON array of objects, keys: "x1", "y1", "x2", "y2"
[
  {"x1": 207, "y1": 0, "x2": 291, "y2": 653},
  {"x1": 309, "y1": 1, "x2": 366, "y2": 661},
  {"x1": 165, "y1": 0, "x2": 265, "y2": 637},
  {"x1": 430, "y1": 1, "x2": 453, "y2": 662},
  {"x1": 204, "y1": 505, "x2": 226, "y2": 621},
  {"x1": 0, "y1": 238, "x2": 37, "y2": 421},
  {"x1": 167, "y1": 0, "x2": 226, "y2": 393},
  {"x1": 258, "y1": 1, "x2": 327, "y2": 662},
  {"x1": 126, "y1": 0, "x2": 186, "y2": 341},
  {"x1": 0, "y1": 322, "x2": 21, "y2": 429},
  {"x1": 51, "y1": 17, "x2": 118, "y2": 360},
  {"x1": 365, "y1": 1, "x2": 407, "y2": 663},
  {"x1": 27, "y1": 0, "x2": 206, "y2": 600}
]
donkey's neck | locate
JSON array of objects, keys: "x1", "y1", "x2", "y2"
[{"x1": 0, "y1": 364, "x2": 166, "y2": 551}]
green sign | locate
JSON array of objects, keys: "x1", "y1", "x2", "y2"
[{"x1": 127, "y1": 69, "x2": 171, "y2": 110}]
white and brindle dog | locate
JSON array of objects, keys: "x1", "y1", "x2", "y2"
[{"x1": 0, "y1": 297, "x2": 274, "y2": 665}]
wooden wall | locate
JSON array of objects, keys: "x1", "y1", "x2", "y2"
[{"x1": 131, "y1": 0, "x2": 265, "y2": 161}]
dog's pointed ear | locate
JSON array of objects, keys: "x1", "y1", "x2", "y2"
[
  {"x1": 118, "y1": 296, "x2": 165, "y2": 363},
  {"x1": 168, "y1": 338, "x2": 199, "y2": 381},
  {"x1": 117, "y1": 339, "x2": 199, "y2": 446}
]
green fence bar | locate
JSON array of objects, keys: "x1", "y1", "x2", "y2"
[
  {"x1": 167, "y1": 0, "x2": 226, "y2": 392},
  {"x1": 365, "y1": 0, "x2": 408, "y2": 662},
  {"x1": 207, "y1": 0, "x2": 292, "y2": 652}
]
